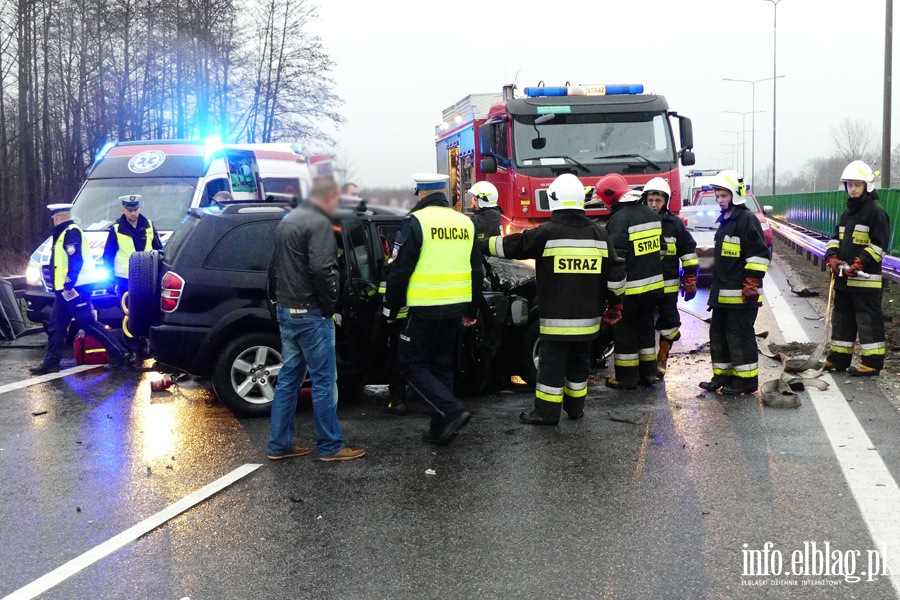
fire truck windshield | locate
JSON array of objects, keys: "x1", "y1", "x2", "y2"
[
  {"x1": 513, "y1": 112, "x2": 676, "y2": 173},
  {"x1": 71, "y1": 177, "x2": 197, "y2": 232}
]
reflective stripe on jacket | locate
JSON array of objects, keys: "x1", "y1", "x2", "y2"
[{"x1": 113, "y1": 219, "x2": 155, "y2": 278}]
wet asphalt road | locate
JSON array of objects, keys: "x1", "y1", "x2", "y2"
[{"x1": 2, "y1": 257, "x2": 900, "y2": 599}]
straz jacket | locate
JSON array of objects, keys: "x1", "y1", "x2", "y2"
[
  {"x1": 709, "y1": 204, "x2": 770, "y2": 309},
  {"x1": 660, "y1": 209, "x2": 699, "y2": 294},
  {"x1": 825, "y1": 192, "x2": 891, "y2": 293},
  {"x1": 487, "y1": 210, "x2": 622, "y2": 342},
  {"x1": 605, "y1": 202, "x2": 665, "y2": 298}
]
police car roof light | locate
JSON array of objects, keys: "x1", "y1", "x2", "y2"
[
  {"x1": 524, "y1": 84, "x2": 644, "y2": 98},
  {"x1": 94, "y1": 141, "x2": 116, "y2": 163},
  {"x1": 204, "y1": 135, "x2": 223, "y2": 164}
]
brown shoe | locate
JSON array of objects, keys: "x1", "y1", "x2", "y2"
[
  {"x1": 319, "y1": 447, "x2": 366, "y2": 462},
  {"x1": 267, "y1": 446, "x2": 311, "y2": 460}
]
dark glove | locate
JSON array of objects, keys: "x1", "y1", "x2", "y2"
[
  {"x1": 602, "y1": 303, "x2": 623, "y2": 327},
  {"x1": 742, "y1": 278, "x2": 760, "y2": 304},
  {"x1": 845, "y1": 257, "x2": 865, "y2": 278},
  {"x1": 681, "y1": 274, "x2": 698, "y2": 301},
  {"x1": 825, "y1": 255, "x2": 844, "y2": 277}
]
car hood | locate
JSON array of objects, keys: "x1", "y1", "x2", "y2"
[{"x1": 488, "y1": 257, "x2": 536, "y2": 293}]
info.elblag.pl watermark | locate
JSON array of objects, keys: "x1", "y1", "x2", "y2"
[{"x1": 741, "y1": 542, "x2": 891, "y2": 586}]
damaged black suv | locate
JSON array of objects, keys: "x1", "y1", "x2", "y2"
[{"x1": 127, "y1": 201, "x2": 543, "y2": 416}]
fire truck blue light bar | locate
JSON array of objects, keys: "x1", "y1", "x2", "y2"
[{"x1": 524, "y1": 85, "x2": 644, "y2": 98}]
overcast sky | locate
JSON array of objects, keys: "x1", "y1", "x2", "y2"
[{"x1": 311, "y1": 0, "x2": 892, "y2": 189}]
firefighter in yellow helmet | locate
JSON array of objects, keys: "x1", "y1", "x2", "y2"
[
  {"x1": 823, "y1": 161, "x2": 890, "y2": 375},
  {"x1": 467, "y1": 181, "x2": 503, "y2": 240},
  {"x1": 485, "y1": 173, "x2": 623, "y2": 424},
  {"x1": 699, "y1": 170, "x2": 770, "y2": 395},
  {"x1": 384, "y1": 174, "x2": 482, "y2": 445},
  {"x1": 641, "y1": 177, "x2": 698, "y2": 379}
]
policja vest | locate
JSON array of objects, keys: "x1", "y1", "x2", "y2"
[
  {"x1": 112, "y1": 219, "x2": 155, "y2": 278},
  {"x1": 406, "y1": 206, "x2": 475, "y2": 307},
  {"x1": 53, "y1": 223, "x2": 103, "y2": 290}
]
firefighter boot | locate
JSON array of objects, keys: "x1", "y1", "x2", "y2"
[
  {"x1": 520, "y1": 399, "x2": 561, "y2": 426},
  {"x1": 849, "y1": 364, "x2": 880, "y2": 377},
  {"x1": 699, "y1": 376, "x2": 731, "y2": 392},
  {"x1": 563, "y1": 396, "x2": 585, "y2": 421}
]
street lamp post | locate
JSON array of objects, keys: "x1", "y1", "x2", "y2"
[
  {"x1": 723, "y1": 76, "x2": 785, "y2": 191},
  {"x1": 722, "y1": 131, "x2": 742, "y2": 169},
  {"x1": 724, "y1": 110, "x2": 767, "y2": 182},
  {"x1": 761, "y1": 0, "x2": 784, "y2": 195},
  {"x1": 720, "y1": 141, "x2": 740, "y2": 169}
]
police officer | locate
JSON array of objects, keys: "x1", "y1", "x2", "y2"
[
  {"x1": 30, "y1": 204, "x2": 129, "y2": 375},
  {"x1": 467, "y1": 181, "x2": 503, "y2": 239},
  {"x1": 378, "y1": 233, "x2": 410, "y2": 416},
  {"x1": 485, "y1": 174, "x2": 622, "y2": 424},
  {"x1": 597, "y1": 174, "x2": 665, "y2": 389},
  {"x1": 699, "y1": 170, "x2": 770, "y2": 395},
  {"x1": 102, "y1": 195, "x2": 162, "y2": 353},
  {"x1": 384, "y1": 174, "x2": 483, "y2": 445},
  {"x1": 642, "y1": 178, "x2": 699, "y2": 379},
  {"x1": 824, "y1": 161, "x2": 890, "y2": 376}
]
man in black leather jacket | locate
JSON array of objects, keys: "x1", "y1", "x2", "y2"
[{"x1": 267, "y1": 177, "x2": 365, "y2": 462}]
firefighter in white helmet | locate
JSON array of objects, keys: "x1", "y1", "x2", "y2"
[
  {"x1": 485, "y1": 173, "x2": 623, "y2": 424},
  {"x1": 823, "y1": 161, "x2": 890, "y2": 375},
  {"x1": 467, "y1": 181, "x2": 503, "y2": 239},
  {"x1": 598, "y1": 173, "x2": 665, "y2": 389},
  {"x1": 699, "y1": 170, "x2": 770, "y2": 395},
  {"x1": 641, "y1": 177, "x2": 698, "y2": 379}
]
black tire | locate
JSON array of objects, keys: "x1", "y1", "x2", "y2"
[
  {"x1": 517, "y1": 320, "x2": 540, "y2": 387},
  {"x1": 127, "y1": 251, "x2": 160, "y2": 337},
  {"x1": 213, "y1": 332, "x2": 283, "y2": 417}
]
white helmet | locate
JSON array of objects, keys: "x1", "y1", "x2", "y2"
[
  {"x1": 468, "y1": 181, "x2": 499, "y2": 208},
  {"x1": 840, "y1": 160, "x2": 877, "y2": 193},
  {"x1": 642, "y1": 177, "x2": 671, "y2": 201},
  {"x1": 619, "y1": 189, "x2": 644, "y2": 204},
  {"x1": 710, "y1": 170, "x2": 747, "y2": 206},
  {"x1": 547, "y1": 173, "x2": 586, "y2": 211}
]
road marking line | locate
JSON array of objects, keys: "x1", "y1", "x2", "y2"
[
  {"x1": 0, "y1": 365, "x2": 101, "y2": 396},
  {"x1": 768, "y1": 277, "x2": 900, "y2": 593},
  {"x1": 1, "y1": 463, "x2": 262, "y2": 600}
]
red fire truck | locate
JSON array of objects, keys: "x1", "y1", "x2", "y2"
[{"x1": 435, "y1": 84, "x2": 695, "y2": 232}]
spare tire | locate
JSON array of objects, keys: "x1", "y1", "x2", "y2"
[{"x1": 127, "y1": 251, "x2": 160, "y2": 337}]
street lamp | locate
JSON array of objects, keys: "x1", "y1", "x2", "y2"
[
  {"x1": 723, "y1": 76, "x2": 785, "y2": 190},
  {"x1": 761, "y1": 0, "x2": 784, "y2": 195},
  {"x1": 720, "y1": 141, "x2": 740, "y2": 169},
  {"x1": 724, "y1": 110, "x2": 766, "y2": 181},
  {"x1": 722, "y1": 131, "x2": 742, "y2": 167}
]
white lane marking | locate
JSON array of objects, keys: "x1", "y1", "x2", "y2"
[
  {"x1": 0, "y1": 365, "x2": 101, "y2": 396},
  {"x1": 768, "y1": 277, "x2": 900, "y2": 593},
  {"x1": 1, "y1": 463, "x2": 262, "y2": 600}
]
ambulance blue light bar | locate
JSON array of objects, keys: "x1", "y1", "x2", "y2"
[
  {"x1": 524, "y1": 84, "x2": 644, "y2": 98},
  {"x1": 94, "y1": 141, "x2": 116, "y2": 162}
]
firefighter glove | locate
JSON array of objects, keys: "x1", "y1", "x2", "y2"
[
  {"x1": 602, "y1": 303, "x2": 623, "y2": 327},
  {"x1": 825, "y1": 255, "x2": 844, "y2": 277},
  {"x1": 742, "y1": 278, "x2": 760, "y2": 304},
  {"x1": 681, "y1": 274, "x2": 698, "y2": 302},
  {"x1": 845, "y1": 257, "x2": 866, "y2": 278}
]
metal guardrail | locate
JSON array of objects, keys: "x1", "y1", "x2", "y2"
[{"x1": 769, "y1": 219, "x2": 900, "y2": 284}]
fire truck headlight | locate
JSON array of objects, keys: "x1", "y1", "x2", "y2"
[{"x1": 26, "y1": 260, "x2": 41, "y2": 285}]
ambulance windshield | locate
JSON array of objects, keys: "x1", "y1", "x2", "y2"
[
  {"x1": 71, "y1": 178, "x2": 196, "y2": 232},
  {"x1": 513, "y1": 112, "x2": 676, "y2": 171}
]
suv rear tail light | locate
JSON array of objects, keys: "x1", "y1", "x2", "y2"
[{"x1": 161, "y1": 271, "x2": 185, "y2": 313}]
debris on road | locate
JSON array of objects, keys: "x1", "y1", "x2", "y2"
[
  {"x1": 31, "y1": 410, "x2": 47, "y2": 416},
  {"x1": 146, "y1": 466, "x2": 152, "y2": 476},
  {"x1": 788, "y1": 281, "x2": 821, "y2": 297},
  {"x1": 425, "y1": 469, "x2": 436, "y2": 476},
  {"x1": 607, "y1": 410, "x2": 651, "y2": 425},
  {"x1": 289, "y1": 496, "x2": 303, "y2": 503},
  {"x1": 76, "y1": 507, "x2": 81, "y2": 512}
]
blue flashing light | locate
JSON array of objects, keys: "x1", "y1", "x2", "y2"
[
  {"x1": 701, "y1": 185, "x2": 713, "y2": 191},
  {"x1": 204, "y1": 135, "x2": 223, "y2": 164},
  {"x1": 524, "y1": 86, "x2": 569, "y2": 97},
  {"x1": 95, "y1": 267, "x2": 111, "y2": 282},
  {"x1": 524, "y1": 84, "x2": 644, "y2": 98},
  {"x1": 604, "y1": 84, "x2": 644, "y2": 95},
  {"x1": 95, "y1": 141, "x2": 116, "y2": 163}
]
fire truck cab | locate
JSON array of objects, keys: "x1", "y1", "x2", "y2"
[{"x1": 436, "y1": 84, "x2": 695, "y2": 232}]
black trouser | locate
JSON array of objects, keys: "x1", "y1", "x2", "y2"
[
  {"x1": 654, "y1": 293, "x2": 681, "y2": 342},
  {"x1": 614, "y1": 294, "x2": 659, "y2": 383},
  {"x1": 709, "y1": 307, "x2": 759, "y2": 391},
  {"x1": 827, "y1": 289, "x2": 886, "y2": 370},
  {"x1": 534, "y1": 339, "x2": 592, "y2": 420},
  {"x1": 397, "y1": 315, "x2": 465, "y2": 432},
  {"x1": 42, "y1": 289, "x2": 126, "y2": 367},
  {"x1": 386, "y1": 319, "x2": 407, "y2": 401}
]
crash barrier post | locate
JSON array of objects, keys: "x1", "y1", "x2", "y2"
[{"x1": 758, "y1": 190, "x2": 900, "y2": 257}]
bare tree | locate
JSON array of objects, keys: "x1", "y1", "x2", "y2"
[{"x1": 831, "y1": 117, "x2": 877, "y2": 163}]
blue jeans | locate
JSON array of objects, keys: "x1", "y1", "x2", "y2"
[{"x1": 268, "y1": 306, "x2": 344, "y2": 456}]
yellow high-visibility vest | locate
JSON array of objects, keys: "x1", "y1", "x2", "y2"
[
  {"x1": 406, "y1": 206, "x2": 475, "y2": 307},
  {"x1": 53, "y1": 224, "x2": 100, "y2": 290},
  {"x1": 113, "y1": 219, "x2": 154, "y2": 278}
]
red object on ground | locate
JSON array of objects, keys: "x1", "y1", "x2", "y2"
[{"x1": 74, "y1": 332, "x2": 110, "y2": 365}]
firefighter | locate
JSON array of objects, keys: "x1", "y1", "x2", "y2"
[
  {"x1": 467, "y1": 181, "x2": 503, "y2": 239},
  {"x1": 598, "y1": 174, "x2": 665, "y2": 389},
  {"x1": 699, "y1": 170, "x2": 770, "y2": 395},
  {"x1": 824, "y1": 161, "x2": 890, "y2": 376},
  {"x1": 384, "y1": 174, "x2": 483, "y2": 445},
  {"x1": 642, "y1": 177, "x2": 699, "y2": 379},
  {"x1": 30, "y1": 204, "x2": 129, "y2": 375},
  {"x1": 102, "y1": 195, "x2": 162, "y2": 354},
  {"x1": 485, "y1": 174, "x2": 621, "y2": 424}
]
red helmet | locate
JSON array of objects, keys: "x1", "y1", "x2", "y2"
[{"x1": 594, "y1": 174, "x2": 630, "y2": 207}]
